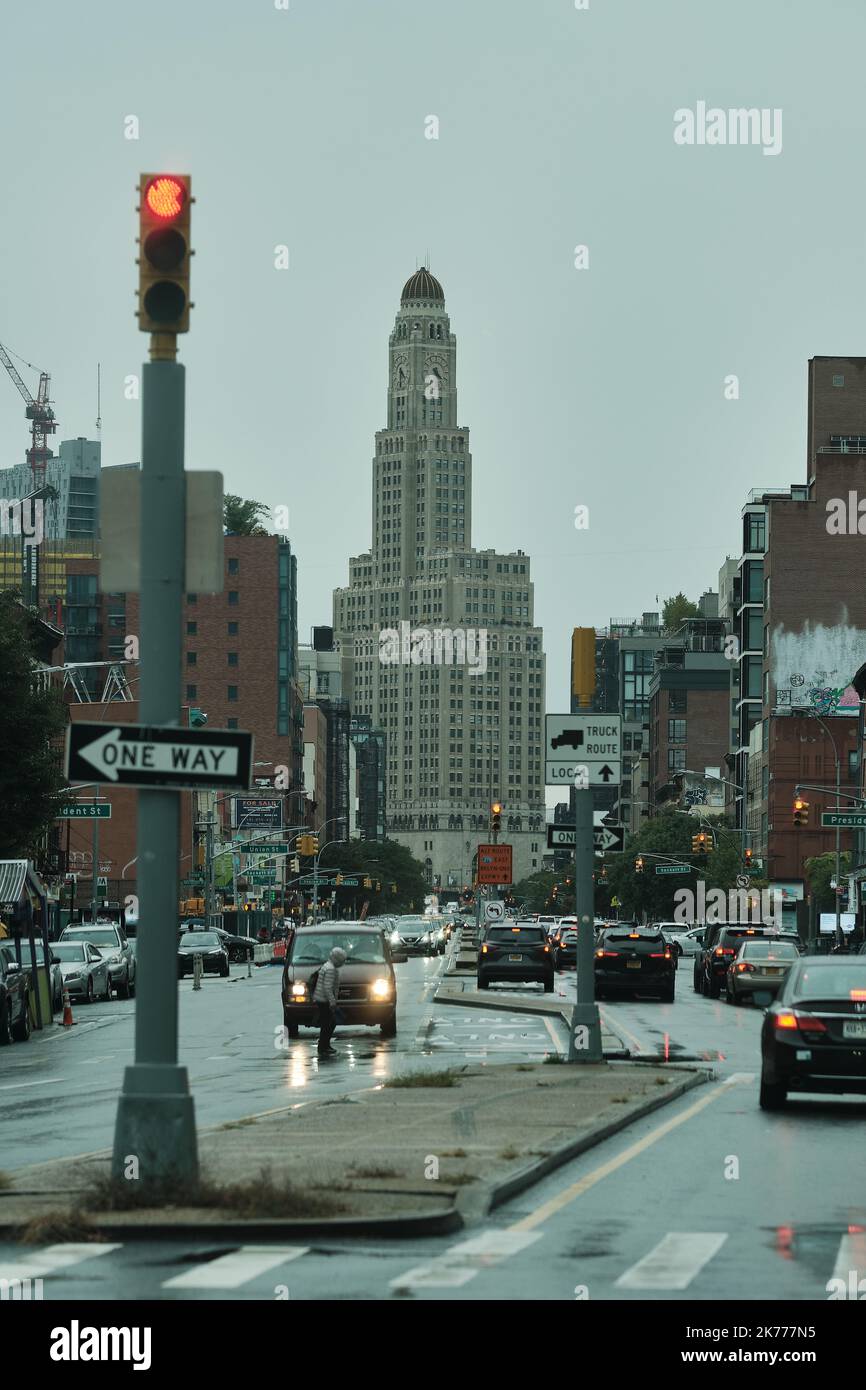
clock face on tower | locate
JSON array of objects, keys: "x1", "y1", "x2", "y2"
[
  {"x1": 393, "y1": 353, "x2": 409, "y2": 388},
  {"x1": 424, "y1": 352, "x2": 448, "y2": 384}
]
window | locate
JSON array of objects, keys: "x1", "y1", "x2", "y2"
[
  {"x1": 744, "y1": 609, "x2": 763, "y2": 652},
  {"x1": 187, "y1": 593, "x2": 197, "y2": 604},
  {"x1": 228, "y1": 652, "x2": 238, "y2": 666},
  {"x1": 744, "y1": 513, "x2": 766, "y2": 554},
  {"x1": 186, "y1": 685, "x2": 197, "y2": 699},
  {"x1": 227, "y1": 558, "x2": 239, "y2": 575},
  {"x1": 227, "y1": 686, "x2": 238, "y2": 702},
  {"x1": 742, "y1": 562, "x2": 763, "y2": 605},
  {"x1": 228, "y1": 591, "x2": 239, "y2": 606},
  {"x1": 228, "y1": 621, "x2": 238, "y2": 636},
  {"x1": 833, "y1": 374, "x2": 845, "y2": 387},
  {"x1": 227, "y1": 718, "x2": 238, "y2": 730},
  {"x1": 186, "y1": 621, "x2": 197, "y2": 636},
  {"x1": 668, "y1": 748, "x2": 686, "y2": 772},
  {"x1": 186, "y1": 651, "x2": 197, "y2": 665},
  {"x1": 669, "y1": 689, "x2": 687, "y2": 714},
  {"x1": 668, "y1": 719, "x2": 686, "y2": 743}
]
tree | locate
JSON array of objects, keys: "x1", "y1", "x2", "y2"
[
  {"x1": 603, "y1": 810, "x2": 756, "y2": 922},
  {"x1": 662, "y1": 592, "x2": 700, "y2": 634},
  {"x1": 0, "y1": 593, "x2": 67, "y2": 857},
  {"x1": 223, "y1": 495, "x2": 270, "y2": 536},
  {"x1": 805, "y1": 851, "x2": 851, "y2": 914},
  {"x1": 318, "y1": 837, "x2": 427, "y2": 914}
]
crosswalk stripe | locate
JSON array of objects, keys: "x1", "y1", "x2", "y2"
[
  {"x1": 0, "y1": 1242, "x2": 122, "y2": 1284},
  {"x1": 831, "y1": 1230, "x2": 866, "y2": 1287},
  {"x1": 615, "y1": 1233, "x2": 728, "y2": 1290},
  {"x1": 162, "y1": 1245, "x2": 308, "y2": 1290},
  {"x1": 390, "y1": 1228, "x2": 541, "y2": 1290}
]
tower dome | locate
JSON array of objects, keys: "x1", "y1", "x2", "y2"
[{"x1": 400, "y1": 267, "x2": 444, "y2": 305}]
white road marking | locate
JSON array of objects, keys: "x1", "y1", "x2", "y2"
[
  {"x1": 390, "y1": 1228, "x2": 542, "y2": 1290},
  {"x1": 615, "y1": 1232, "x2": 728, "y2": 1290},
  {"x1": 162, "y1": 1245, "x2": 309, "y2": 1290},
  {"x1": 723, "y1": 1072, "x2": 756, "y2": 1085},
  {"x1": 0, "y1": 1079, "x2": 57, "y2": 1091},
  {"x1": 0, "y1": 1242, "x2": 122, "y2": 1283},
  {"x1": 831, "y1": 1230, "x2": 866, "y2": 1287}
]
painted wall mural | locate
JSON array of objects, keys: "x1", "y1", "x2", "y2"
[{"x1": 771, "y1": 619, "x2": 865, "y2": 716}]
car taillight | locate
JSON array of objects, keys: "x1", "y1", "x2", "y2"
[
  {"x1": 481, "y1": 944, "x2": 488, "y2": 954},
  {"x1": 737, "y1": 962, "x2": 755, "y2": 973},
  {"x1": 542, "y1": 944, "x2": 549, "y2": 953},
  {"x1": 598, "y1": 950, "x2": 619, "y2": 958},
  {"x1": 715, "y1": 947, "x2": 735, "y2": 956},
  {"x1": 774, "y1": 1008, "x2": 828, "y2": 1037}
]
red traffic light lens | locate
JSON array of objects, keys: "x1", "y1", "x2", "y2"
[{"x1": 145, "y1": 176, "x2": 186, "y2": 220}]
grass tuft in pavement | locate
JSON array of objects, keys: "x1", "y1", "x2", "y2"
[
  {"x1": 348, "y1": 1164, "x2": 400, "y2": 1180},
  {"x1": 383, "y1": 1069, "x2": 460, "y2": 1088},
  {"x1": 82, "y1": 1165, "x2": 345, "y2": 1219},
  {"x1": 19, "y1": 1212, "x2": 101, "y2": 1246},
  {"x1": 543, "y1": 1053, "x2": 566, "y2": 1064},
  {"x1": 0, "y1": 1172, "x2": 11, "y2": 1191}
]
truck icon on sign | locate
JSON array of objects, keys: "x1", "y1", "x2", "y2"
[{"x1": 551, "y1": 729, "x2": 584, "y2": 750}]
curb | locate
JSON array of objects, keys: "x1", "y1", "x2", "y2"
[
  {"x1": 0, "y1": 1207, "x2": 464, "y2": 1243},
  {"x1": 433, "y1": 982, "x2": 627, "y2": 1056},
  {"x1": 454, "y1": 1064, "x2": 709, "y2": 1225}
]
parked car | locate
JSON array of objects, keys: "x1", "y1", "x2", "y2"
[
  {"x1": 759, "y1": 956, "x2": 866, "y2": 1109},
  {"x1": 694, "y1": 925, "x2": 774, "y2": 998},
  {"x1": 663, "y1": 925, "x2": 704, "y2": 959},
  {"x1": 654, "y1": 922, "x2": 698, "y2": 964},
  {"x1": 0, "y1": 942, "x2": 32, "y2": 1043},
  {"x1": 29, "y1": 942, "x2": 64, "y2": 1013},
  {"x1": 51, "y1": 940, "x2": 111, "y2": 1004},
  {"x1": 60, "y1": 922, "x2": 136, "y2": 999},
  {"x1": 594, "y1": 926, "x2": 675, "y2": 1002},
  {"x1": 214, "y1": 928, "x2": 256, "y2": 963},
  {"x1": 725, "y1": 938, "x2": 800, "y2": 1005},
  {"x1": 555, "y1": 928, "x2": 579, "y2": 970},
  {"x1": 177, "y1": 930, "x2": 230, "y2": 977},
  {"x1": 281, "y1": 925, "x2": 398, "y2": 1038},
  {"x1": 477, "y1": 923, "x2": 554, "y2": 992}
]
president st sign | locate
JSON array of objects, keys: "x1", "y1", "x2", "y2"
[{"x1": 65, "y1": 723, "x2": 254, "y2": 792}]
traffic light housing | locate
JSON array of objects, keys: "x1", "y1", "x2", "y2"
[
  {"x1": 635, "y1": 856, "x2": 644, "y2": 873},
  {"x1": 137, "y1": 173, "x2": 192, "y2": 334},
  {"x1": 491, "y1": 801, "x2": 502, "y2": 834},
  {"x1": 744, "y1": 848, "x2": 753, "y2": 867},
  {"x1": 793, "y1": 798, "x2": 809, "y2": 828},
  {"x1": 310, "y1": 834, "x2": 319, "y2": 855},
  {"x1": 335, "y1": 873, "x2": 344, "y2": 886},
  {"x1": 290, "y1": 856, "x2": 300, "y2": 874},
  {"x1": 363, "y1": 876, "x2": 372, "y2": 889},
  {"x1": 692, "y1": 832, "x2": 709, "y2": 856}
]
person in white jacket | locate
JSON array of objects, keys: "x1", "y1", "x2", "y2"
[{"x1": 313, "y1": 946, "x2": 346, "y2": 1056}]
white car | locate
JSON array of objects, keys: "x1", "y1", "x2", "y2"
[{"x1": 656, "y1": 923, "x2": 704, "y2": 958}]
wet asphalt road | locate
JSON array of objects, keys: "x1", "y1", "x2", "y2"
[{"x1": 2, "y1": 955, "x2": 865, "y2": 1302}]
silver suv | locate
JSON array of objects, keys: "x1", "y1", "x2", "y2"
[{"x1": 60, "y1": 922, "x2": 136, "y2": 999}]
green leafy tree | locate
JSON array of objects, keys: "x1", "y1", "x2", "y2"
[
  {"x1": 662, "y1": 592, "x2": 700, "y2": 634},
  {"x1": 805, "y1": 851, "x2": 851, "y2": 914},
  {"x1": 0, "y1": 593, "x2": 67, "y2": 857},
  {"x1": 512, "y1": 869, "x2": 576, "y2": 914},
  {"x1": 318, "y1": 837, "x2": 427, "y2": 914},
  {"x1": 223, "y1": 495, "x2": 270, "y2": 536},
  {"x1": 603, "y1": 811, "x2": 757, "y2": 921}
]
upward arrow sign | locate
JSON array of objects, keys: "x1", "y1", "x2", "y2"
[{"x1": 598, "y1": 765, "x2": 615, "y2": 782}]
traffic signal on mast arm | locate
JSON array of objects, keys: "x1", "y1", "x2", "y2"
[
  {"x1": 491, "y1": 802, "x2": 502, "y2": 834},
  {"x1": 692, "y1": 832, "x2": 709, "y2": 856},
  {"x1": 744, "y1": 848, "x2": 753, "y2": 867},
  {"x1": 793, "y1": 798, "x2": 809, "y2": 828},
  {"x1": 635, "y1": 856, "x2": 644, "y2": 873},
  {"x1": 137, "y1": 174, "x2": 193, "y2": 333}
]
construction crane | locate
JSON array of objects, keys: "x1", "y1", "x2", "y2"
[{"x1": 0, "y1": 340, "x2": 57, "y2": 486}]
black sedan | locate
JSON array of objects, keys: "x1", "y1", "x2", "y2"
[
  {"x1": 594, "y1": 927, "x2": 675, "y2": 1002},
  {"x1": 177, "y1": 930, "x2": 230, "y2": 978},
  {"x1": 0, "y1": 942, "x2": 31, "y2": 1044},
  {"x1": 760, "y1": 956, "x2": 866, "y2": 1109}
]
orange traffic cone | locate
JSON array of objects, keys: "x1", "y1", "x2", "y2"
[{"x1": 61, "y1": 988, "x2": 75, "y2": 1028}]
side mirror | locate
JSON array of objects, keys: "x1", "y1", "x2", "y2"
[
  {"x1": 50, "y1": 953, "x2": 60, "y2": 965},
  {"x1": 5, "y1": 960, "x2": 20, "y2": 975}
]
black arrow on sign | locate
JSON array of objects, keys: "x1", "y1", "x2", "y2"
[{"x1": 599, "y1": 765, "x2": 615, "y2": 782}]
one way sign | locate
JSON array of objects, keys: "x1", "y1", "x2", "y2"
[
  {"x1": 547, "y1": 824, "x2": 625, "y2": 855},
  {"x1": 65, "y1": 723, "x2": 254, "y2": 792}
]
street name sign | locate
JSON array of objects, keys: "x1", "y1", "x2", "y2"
[
  {"x1": 57, "y1": 803, "x2": 112, "y2": 819},
  {"x1": 547, "y1": 824, "x2": 625, "y2": 855},
  {"x1": 821, "y1": 811, "x2": 866, "y2": 828},
  {"x1": 65, "y1": 723, "x2": 254, "y2": 791},
  {"x1": 655, "y1": 864, "x2": 691, "y2": 876},
  {"x1": 247, "y1": 842, "x2": 290, "y2": 855},
  {"x1": 247, "y1": 869, "x2": 276, "y2": 885}
]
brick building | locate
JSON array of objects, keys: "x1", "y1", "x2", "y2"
[{"x1": 648, "y1": 615, "x2": 731, "y2": 811}]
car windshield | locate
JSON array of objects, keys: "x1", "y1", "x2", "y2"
[
  {"x1": 64, "y1": 928, "x2": 119, "y2": 947},
  {"x1": 741, "y1": 941, "x2": 798, "y2": 960},
  {"x1": 398, "y1": 920, "x2": 428, "y2": 931},
  {"x1": 53, "y1": 944, "x2": 87, "y2": 962},
  {"x1": 791, "y1": 964, "x2": 866, "y2": 1001},
  {"x1": 182, "y1": 933, "x2": 221, "y2": 947},
  {"x1": 291, "y1": 933, "x2": 386, "y2": 965}
]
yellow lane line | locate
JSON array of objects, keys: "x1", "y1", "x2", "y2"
[{"x1": 509, "y1": 1074, "x2": 747, "y2": 1233}]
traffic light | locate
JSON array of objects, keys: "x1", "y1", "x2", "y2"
[
  {"x1": 362, "y1": 876, "x2": 372, "y2": 889},
  {"x1": 137, "y1": 173, "x2": 192, "y2": 334},
  {"x1": 391, "y1": 882, "x2": 397, "y2": 895},
  {"x1": 310, "y1": 834, "x2": 319, "y2": 855},
  {"x1": 793, "y1": 798, "x2": 809, "y2": 827},
  {"x1": 692, "y1": 832, "x2": 709, "y2": 856},
  {"x1": 635, "y1": 856, "x2": 644, "y2": 873},
  {"x1": 491, "y1": 802, "x2": 502, "y2": 834},
  {"x1": 290, "y1": 856, "x2": 300, "y2": 874},
  {"x1": 335, "y1": 873, "x2": 344, "y2": 886},
  {"x1": 744, "y1": 848, "x2": 753, "y2": 867}
]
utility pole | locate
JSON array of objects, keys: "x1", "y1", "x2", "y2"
[
  {"x1": 568, "y1": 773, "x2": 603, "y2": 1063},
  {"x1": 113, "y1": 172, "x2": 197, "y2": 1185}
]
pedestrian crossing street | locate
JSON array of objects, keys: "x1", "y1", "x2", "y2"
[{"x1": 2, "y1": 1226, "x2": 865, "y2": 1298}]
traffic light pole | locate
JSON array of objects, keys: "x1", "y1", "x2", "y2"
[
  {"x1": 112, "y1": 358, "x2": 198, "y2": 1185},
  {"x1": 568, "y1": 785, "x2": 603, "y2": 1063}
]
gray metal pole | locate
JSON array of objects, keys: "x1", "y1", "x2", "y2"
[
  {"x1": 568, "y1": 785, "x2": 603, "y2": 1062},
  {"x1": 836, "y1": 750, "x2": 842, "y2": 947},
  {"x1": 112, "y1": 359, "x2": 198, "y2": 1184},
  {"x1": 91, "y1": 814, "x2": 99, "y2": 919}
]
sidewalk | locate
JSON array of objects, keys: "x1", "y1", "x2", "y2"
[{"x1": 0, "y1": 1059, "x2": 707, "y2": 1238}]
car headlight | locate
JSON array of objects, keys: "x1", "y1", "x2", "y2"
[
  {"x1": 65, "y1": 971, "x2": 82, "y2": 981},
  {"x1": 370, "y1": 978, "x2": 391, "y2": 999},
  {"x1": 390, "y1": 930, "x2": 400, "y2": 943},
  {"x1": 291, "y1": 982, "x2": 307, "y2": 998}
]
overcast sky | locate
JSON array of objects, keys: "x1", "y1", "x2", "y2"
[{"x1": 1, "y1": 0, "x2": 864, "y2": 705}]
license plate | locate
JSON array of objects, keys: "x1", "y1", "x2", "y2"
[
  {"x1": 626, "y1": 960, "x2": 641, "y2": 969},
  {"x1": 765, "y1": 968, "x2": 784, "y2": 976},
  {"x1": 509, "y1": 954, "x2": 523, "y2": 962},
  {"x1": 843, "y1": 1021, "x2": 866, "y2": 1039}
]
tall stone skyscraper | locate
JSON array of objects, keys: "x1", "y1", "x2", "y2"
[{"x1": 333, "y1": 268, "x2": 546, "y2": 889}]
